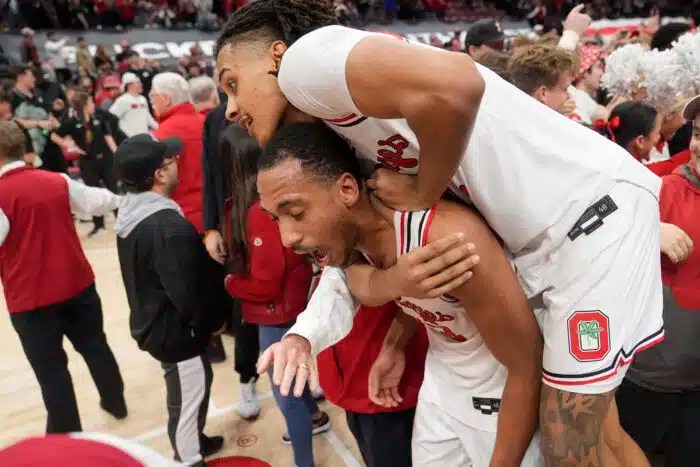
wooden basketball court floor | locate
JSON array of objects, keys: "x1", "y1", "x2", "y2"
[{"x1": 0, "y1": 220, "x2": 364, "y2": 467}]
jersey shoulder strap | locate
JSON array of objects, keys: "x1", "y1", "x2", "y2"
[{"x1": 395, "y1": 207, "x2": 437, "y2": 255}]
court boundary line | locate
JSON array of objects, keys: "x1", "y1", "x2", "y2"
[{"x1": 129, "y1": 392, "x2": 360, "y2": 466}]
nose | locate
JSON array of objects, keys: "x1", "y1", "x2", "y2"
[
  {"x1": 225, "y1": 98, "x2": 240, "y2": 123},
  {"x1": 278, "y1": 222, "x2": 303, "y2": 249}
]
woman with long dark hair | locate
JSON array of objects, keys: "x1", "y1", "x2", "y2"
[{"x1": 220, "y1": 127, "x2": 330, "y2": 467}]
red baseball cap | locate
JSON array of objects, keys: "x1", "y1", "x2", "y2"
[{"x1": 578, "y1": 44, "x2": 603, "y2": 77}]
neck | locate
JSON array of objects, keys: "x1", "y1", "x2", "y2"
[
  {"x1": 352, "y1": 194, "x2": 398, "y2": 268},
  {"x1": 283, "y1": 105, "x2": 318, "y2": 125},
  {"x1": 150, "y1": 185, "x2": 170, "y2": 198}
]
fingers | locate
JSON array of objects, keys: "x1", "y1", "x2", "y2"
[
  {"x1": 279, "y1": 350, "x2": 301, "y2": 397},
  {"x1": 257, "y1": 347, "x2": 274, "y2": 374},
  {"x1": 293, "y1": 364, "x2": 310, "y2": 398},
  {"x1": 419, "y1": 254, "x2": 480, "y2": 296},
  {"x1": 308, "y1": 363, "x2": 320, "y2": 393},
  {"x1": 412, "y1": 240, "x2": 477, "y2": 282},
  {"x1": 571, "y1": 3, "x2": 584, "y2": 13},
  {"x1": 407, "y1": 233, "x2": 467, "y2": 265}
]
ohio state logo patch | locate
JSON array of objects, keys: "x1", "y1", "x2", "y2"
[{"x1": 567, "y1": 310, "x2": 610, "y2": 362}]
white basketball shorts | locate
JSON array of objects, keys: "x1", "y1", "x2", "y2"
[
  {"x1": 521, "y1": 181, "x2": 664, "y2": 395},
  {"x1": 412, "y1": 398, "x2": 544, "y2": 467}
]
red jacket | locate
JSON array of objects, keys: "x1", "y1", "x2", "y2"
[
  {"x1": 225, "y1": 201, "x2": 313, "y2": 325},
  {"x1": 0, "y1": 167, "x2": 94, "y2": 313},
  {"x1": 318, "y1": 302, "x2": 428, "y2": 414},
  {"x1": 647, "y1": 149, "x2": 691, "y2": 177},
  {"x1": 660, "y1": 164, "x2": 700, "y2": 309},
  {"x1": 154, "y1": 103, "x2": 205, "y2": 233}
]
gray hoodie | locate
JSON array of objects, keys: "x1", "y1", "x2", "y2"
[{"x1": 115, "y1": 191, "x2": 183, "y2": 238}]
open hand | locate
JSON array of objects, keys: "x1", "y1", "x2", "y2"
[
  {"x1": 368, "y1": 346, "x2": 406, "y2": 408},
  {"x1": 257, "y1": 334, "x2": 319, "y2": 397},
  {"x1": 389, "y1": 232, "x2": 479, "y2": 299}
]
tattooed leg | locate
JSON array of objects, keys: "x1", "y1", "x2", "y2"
[
  {"x1": 602, "y1": 399, "x2": 650, "y2": 467},
  {"x1": 540, "y1": 384, "x2": 619, "y2": 467}
]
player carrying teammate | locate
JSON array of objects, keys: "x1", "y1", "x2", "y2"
[{"x1": 215, "y1": 2, "x2": 663, "y2": 465}]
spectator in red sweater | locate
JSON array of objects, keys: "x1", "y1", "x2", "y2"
[
  {"x1": 221, "y1": 129, "x2": 329, "y2": 467},
  {"x1": 151, "y1": 72, "x2": 205, "y2": 233},
  {"x1": 616, "y1": 95, "x2": 700, "y2": 467},
  {"x1": 0, "y1": 121, "x2": 126, "y2": 434}
]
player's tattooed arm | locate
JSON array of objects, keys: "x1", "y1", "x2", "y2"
[{"x1": 540, "y1": 385, "x2": 614, "y2": 466}]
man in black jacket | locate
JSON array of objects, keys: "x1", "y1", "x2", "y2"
[{"x1": 114, "y1": 134, "x2": 224, "y2": 466}]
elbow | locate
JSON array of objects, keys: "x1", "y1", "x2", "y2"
[{"x1": 449, "y1": 57, "x2": 485, "y2": 114}]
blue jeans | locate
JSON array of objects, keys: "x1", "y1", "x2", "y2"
[{"x1": 259, "y1": 324, "x2": 319, "y2": 467}]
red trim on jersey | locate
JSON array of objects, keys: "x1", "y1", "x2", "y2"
[
  {"x1": 400, "y1": 211, "x2": 407, "y2": 254},
  {"x1": 326, "y1": 114, "x2": 359, "y2": 124},
  {"x1": 541, "y1": 332, "x2": 665, "y2": 386},
  {"x1": 380, "y1": 31, "x2": 408, "y2": 41},
  {"x1": 421, "y1": 207, "x2": 437, "y2": 247}
]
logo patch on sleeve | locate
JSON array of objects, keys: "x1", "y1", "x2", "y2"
[
  {"x1": 253, "y1": 237, "x2": 263, "y2": 247},
  {"x1": 567, "y1": 310, "x2": 610, "y2": 362}
]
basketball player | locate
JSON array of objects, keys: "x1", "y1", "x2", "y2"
[
  {"x1": 257, "y1": 123, "x2": 544, "y2": 465},
  {"x1": 215, "y1": 3, "x2": 663, "y2": 465}
]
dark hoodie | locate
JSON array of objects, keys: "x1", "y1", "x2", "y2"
[{"x1": 115, "y1": 191, "x2": 224, "y2": 363}]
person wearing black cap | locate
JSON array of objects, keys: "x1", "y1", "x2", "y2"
[
  {"x1": 114, "y1": 134, "x2": 225, "y2": 466},
  {"x1": 464, "y1": 19, "x2": 505, "y2": 60}
]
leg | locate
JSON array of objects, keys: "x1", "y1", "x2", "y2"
[
  {"x1": 10, "y1": 306, "x2": 82, "y2": 433},
  {"x1": 346, "y1": 409, "x2": 415, "y2": 467},
  {"x1": 79, "y1": 159, "x2": 104, "y2": 230},
  {"x1": 62, "y1": 284, "x2": 125, "y2": 411},
  {"x1": 163, "y1": 355, "x2": 208, "y2": 464},
  {"x1": 533, "y1": 185, "x2": 663, "y2": 467},
  {"x1": 615, "y1": 379, "x2": 675, "y2": 457},
  {"x1": 259, "y1": 325, "x2": 315, "y2": 467},
  {"x1": 412, "y1": 400, "x2": 469, "y2": 467},
  {"x1": 664, "y1": 390, "x2": 700, "y2": 467},
  {"x1": 232, "y1": 299, "x2": 259, "y2": 384}
]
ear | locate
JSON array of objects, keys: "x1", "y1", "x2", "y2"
[
  {"x1": 269, "y1": 41, "x2": 288, "y2": 72},
  {"x1": 533, "y1": 86, "x2": 548, "y2": 105},
  {"x1": 630, "y1": 135, "x2": 646, "y2": 156},
  {"x1": 337, "y1": 173, "x2": 361, "y2": 208}
]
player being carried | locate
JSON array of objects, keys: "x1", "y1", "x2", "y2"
[
  {"x1": 257, "y1": 123, "x2": 544, "y2": 465},
  {"x1": 215, "y1": 1, "x2": 664, "y2": 465}
]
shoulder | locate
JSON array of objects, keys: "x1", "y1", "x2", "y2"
[{"x1": 426, "y1": 201, "x2": 499, "y2": 248}]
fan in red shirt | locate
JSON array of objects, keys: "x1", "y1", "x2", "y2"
[{"x1": 150, "y1": 72, "x2": 205, "y2": 232}]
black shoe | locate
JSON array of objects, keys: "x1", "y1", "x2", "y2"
[
  {"x1": 201, "y1": 434, "x2": 224, "y2": 458},
  {"x1": 86, "y1": 226, "x2": 106, "y2": 238},
  {"x1": 100, "y1": 397, "x2": 128, "y2": 420}
]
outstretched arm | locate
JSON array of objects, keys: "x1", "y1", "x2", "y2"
[
  {"x1": 432, "y1": 205, "x2": 542, "y2": 466},
  {"x1": 346, "y1": 37, "x2": 485, "y2": 210}
]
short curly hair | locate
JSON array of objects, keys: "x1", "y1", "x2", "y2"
[
  {"x1": 0, "y1": 120, "x2": 26, "y2": 161},
  {"x1": 507, "y1": 44, "x2": 579, "y2": 96}
]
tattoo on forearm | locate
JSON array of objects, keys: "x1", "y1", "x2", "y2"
[{"x1": 540, "y1": 385, "x2": 613, "y2": 467}]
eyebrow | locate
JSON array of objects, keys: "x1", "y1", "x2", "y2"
[
  {"x1": 259, "y1": 198, "x2": 303, "y2": 216},
  {"x1": 217, "y1": 67, "x2": 230, "y2": 85}
]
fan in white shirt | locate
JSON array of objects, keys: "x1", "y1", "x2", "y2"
[{"x1": 109, "y1": 73, "x2": 158, "y2": 137}]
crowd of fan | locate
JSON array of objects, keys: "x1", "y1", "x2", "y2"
[{"x1": 3, "y1": 0, "x2": 698, "y2": 32}]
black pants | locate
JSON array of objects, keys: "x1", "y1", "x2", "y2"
[
  {"x1": 617, "y1": 379, "x2": 700, "y2": 467},
  {"x1": 10, "y1": 284, "x2": 124, "y2": 433},
  {"x1": 80, "y1": 154, "x2": 117, "y2": 229},
  {"x1": 346, "y1": 408, "x2": 415, "y2": 467},
  {"x1": 209, "y1": 259, "x2": 259, "y2": 383},
  {"x1": 163, "y1": 354, "x2": 213, "y2": 465}
]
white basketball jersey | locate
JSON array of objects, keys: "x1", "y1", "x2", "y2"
[
  {"x1": 278, "y1": 25, "x2": 662, "y2": 294},
  {"x1": 392, "y1": 208, "x2": 507, "y2": 431}
]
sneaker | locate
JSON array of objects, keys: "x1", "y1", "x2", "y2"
[
  {"x1": 282, "y1": 411, "x2": 331, "y2": 445},
  {"x1": 200, "y1": 434, "x2": 224, "y2": 458},
  {"x1": 237, "y1": 380, "x2": 261, "y2": 421},
  {"x1": 100, "y1": 396, "x2": 128, "y2": 420}
]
